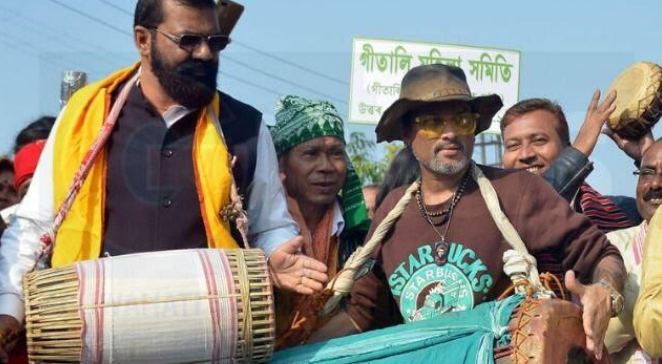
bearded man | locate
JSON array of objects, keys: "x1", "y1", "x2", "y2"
[
  {"x1": 313, "y1": 64, "x2": 626, "y2": 360},
  {"x1": 0, "y1": 0, "x2": 327, "y2": 360}
]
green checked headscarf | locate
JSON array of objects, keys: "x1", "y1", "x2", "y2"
[{"x1": 270, "y1": 95, "x2": 371, "y2": 233}]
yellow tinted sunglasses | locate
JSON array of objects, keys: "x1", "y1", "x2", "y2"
[{"x1": 413, "y1": 113, "x2": 480, "y2": 138}]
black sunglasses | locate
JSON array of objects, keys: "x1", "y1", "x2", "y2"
[{"x1": 148, "y1": 27, "x2": 231, "y2": 53}]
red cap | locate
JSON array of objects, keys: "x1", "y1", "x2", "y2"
[{"x1": 14, "y1": 140, "x2": 46, "y2": 190}]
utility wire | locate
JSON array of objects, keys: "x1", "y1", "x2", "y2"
[
  {"x1": 47, "y1": 0, "x2": 133, "y2": 38},
  {"x1": 0, "y1": 38, "x2": 71, "y2": 70},
  {"x1": 0, "y1": 3, "x2": 121, "y2": 53},
  {"x1": 97, "y1": 0, "x2": 134, "y2": 17},
  {"x1": 0, "y1": 8, "x2": 120, "y2": 70},
  {"x1": 94, "y1": 0, "x2": 349, "y2": 87},
  {"x1": 0, "y1": 27, "x2": 106, "y2": 76},
  {"x1": 45, "y1": 0, "x2": 348, "y2": 107},
  {"x1": 232, "y1": 41, "x2": 348, "y2": 86},
  {"x1": 223, "y1": 56, "x2": 346, "y2": 104},
  {"x1": 220, "y1": 71, "x2": 282, "y2": 97}
]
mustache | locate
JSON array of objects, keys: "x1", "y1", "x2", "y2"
[
  {"x1": 310, "y1": 179, "x2": 340, "y2": 185},
  {"x1": 643, "y1": 189, "x2": 662, "y2": 201},
  {"x1": 433, "y1": 141, "x2": 464, "y2": 154},
  {"x1": 176, "y1": 59, "x2": 218, "y2": 82}
]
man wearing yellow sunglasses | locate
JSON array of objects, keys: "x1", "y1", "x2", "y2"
[{"x1": 307, "y1": 64, "x2": 625, "y2": 361}]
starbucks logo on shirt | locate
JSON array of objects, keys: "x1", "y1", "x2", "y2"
[
  {"x1": 401, "y1": 264, "x2": 473, "y2": 322},
  {"x1": 388, "y1": 242, "x2": 494, "y2": 323}
]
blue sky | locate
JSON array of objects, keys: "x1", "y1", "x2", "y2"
[{"x1": 1, "y1": 0, "x2": 661, "y2": 196}]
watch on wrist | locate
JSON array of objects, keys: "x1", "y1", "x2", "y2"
[{"x1": 598, "y1": 279, "x2": 624, "y2": 318}]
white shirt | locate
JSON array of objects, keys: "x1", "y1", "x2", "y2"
[
  {"x1": 331, "y1": 201, "x2": 345, "y2": 238},
  {"x1": 606, "y1": 223, "x2": 656, "y2": 364},
  {"x1": 0, "y1": 105, "x2": 298, "y2": 322},
  {"x1": 0, "y1": 204, "x2": 17, "y2": 225}
]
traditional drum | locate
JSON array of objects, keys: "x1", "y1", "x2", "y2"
[
  {"x1": 23, "y1": 249, "x2": 275, "y2": 364},
  {"x1": 607, "y1": 61, "x2": 662, "y2": 140},
  {"x1": 495, "y1": 297, "x2": 608, "y2": 364},
  {"x1": 271, "y1": 295, "x2": 608, "y2": 364}
]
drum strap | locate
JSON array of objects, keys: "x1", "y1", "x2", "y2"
[
  {"x1": 321, "y1": 162, "x2": 550, "y2": 314},
  {"x1": 36, "y1": 73, "x2": 140, "y2": 265},
  {"x1": 471, "y1": 163, "x2": 546, "y2": 295},
  {"x1": 39, "y1": 72, "x2": 246, "y2": 266}
]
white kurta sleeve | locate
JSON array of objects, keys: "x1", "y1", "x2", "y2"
[
  {"x1": 0, "y1": 113, "x2": 61, "y2": 321},
  {"x1": 245, "y1": 121, "x2": 298, "y2": 258}
]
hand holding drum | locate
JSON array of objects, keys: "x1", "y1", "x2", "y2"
[
  {"x1": 605, "y1": 61, "x2": 662, "y2": 140},
  {"x1": 0, "y1": 315, "x2": 21, "y2": 363}
]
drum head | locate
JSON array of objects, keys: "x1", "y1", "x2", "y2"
[{"x1": 607, "y1": 61, "x2": 662, "y2": 139}]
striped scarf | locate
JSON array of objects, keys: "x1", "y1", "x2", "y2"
[{"x1": 577, "y1": 184, "x2": 635, "y2": 232}]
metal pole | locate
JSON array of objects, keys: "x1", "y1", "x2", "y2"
[{"x1": 480, "y1": 134, "x2": 487, "y2": 165}]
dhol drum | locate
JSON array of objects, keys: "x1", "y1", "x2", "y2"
[
  {"x1": 270, "y1": 295, "x2": 609, "y2": 364},
  {"x1": 607, "y1": 61, "x2": 662, "y2": 140},
  {"x1": 23, "y1": 249, "x2": 275, "y2": 364},
  {"x1": 495, "y1": 297, "x2": 609, "y2": 364}
]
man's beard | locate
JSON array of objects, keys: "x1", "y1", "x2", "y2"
[
  {"x1": 413, "y1": 147, "x2": 470, "y2": 176},
  {"x1": 150, "y1": 41, "x2": 219, "y2": 109}
]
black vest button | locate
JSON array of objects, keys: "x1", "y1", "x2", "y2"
[{"x1": 162, "y1": 198, "x2": 173, "y2": 208}]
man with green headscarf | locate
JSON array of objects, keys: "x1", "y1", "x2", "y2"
[{"x1": 270, "y1": 95, "x2": 371, "y2": 349}]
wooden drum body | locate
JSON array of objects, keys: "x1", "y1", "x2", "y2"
[
  {"x1": 607, "y1": 61, "x2": 662, "y2": 140},
  {"x1": 496, "y1": 298, "x2": 610, "y2": 364},
  {"x1": 23, "y1": 249, "x2": 275, "y2": 364}
]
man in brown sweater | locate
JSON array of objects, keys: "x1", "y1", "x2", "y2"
[{"x1": 314, "y1": 64, "x2": 626, "y2": 360}]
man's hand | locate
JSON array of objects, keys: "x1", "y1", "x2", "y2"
[
  {"x1": 268, "y1": 236, "x2": 329, "y2": 295},
  {"x1": 0, "y1": 315, "x2": 21, "y2": 363},
  {"x1": 603, "y1": 129, "x2": 654, "y2": 163},
  {"x1": 565, "y1": 270, "x2": 611, "y2": 360},
  {"x1": 573, "y1": 89, "x2": 617, "y2": 157}
]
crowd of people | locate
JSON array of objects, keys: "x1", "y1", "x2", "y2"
[
  {"x1": 0, "y1": 0, "x2": 661, "y2": 363},
  {"x1": 0, "y1": 117, "x2": 55, "y2": 236}
]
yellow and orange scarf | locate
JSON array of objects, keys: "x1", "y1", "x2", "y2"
[{"x1": 51, "y1": 63, "x2": 238, "y2": 267}]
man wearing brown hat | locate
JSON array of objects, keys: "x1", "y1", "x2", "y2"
[{"x1": 314, "y1": 64, "x2": 626, "y2": 359}]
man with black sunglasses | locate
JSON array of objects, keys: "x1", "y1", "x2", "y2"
[
  {"x1": 147, "y1": 26, "x2": 231, "y2": 53},
  {"x1": 0, "y1": 0, "x2": 328, "y2": 360}
]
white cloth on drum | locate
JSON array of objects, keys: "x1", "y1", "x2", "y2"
[{"x1": 76, "y1": 249, "x2": 239, "y2": 364}]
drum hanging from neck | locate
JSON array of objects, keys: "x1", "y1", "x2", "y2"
[
  {"x1": 271, "y1": 296, "x2": 609, "y2": 364},
  {"x1": 23, "y1": 249, "x2": 275, "y2": 363}
]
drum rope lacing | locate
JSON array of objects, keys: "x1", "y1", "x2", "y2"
[{"x1": 235, "y1": 249, "x2": 254, "y2": 362}]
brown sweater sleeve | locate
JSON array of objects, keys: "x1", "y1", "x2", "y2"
[
  {"x1": 344, "y1": 189, "x2": 405, "y2": 332},
  {"x1": 345, "y1": 263, "x2": 402, "y2": 331},
  {"x1": 512, "y1": 173, "x2": 623, "y2": 281}
]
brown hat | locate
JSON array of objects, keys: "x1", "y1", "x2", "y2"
[{"x1": 375, "y1": 64, "x2": 503, "y2": 142}]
